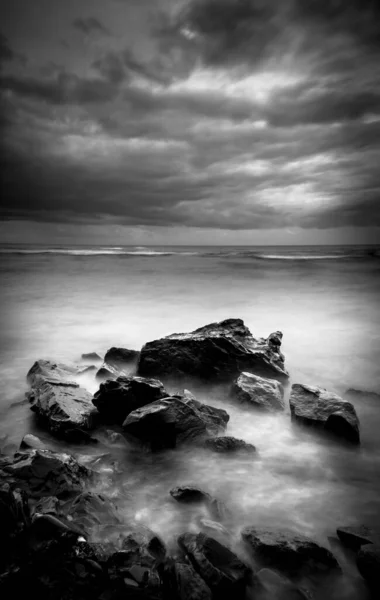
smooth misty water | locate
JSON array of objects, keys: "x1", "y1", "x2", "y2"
[{"x1": 0, "y1": 244, "x2": 380, "y2": 599}]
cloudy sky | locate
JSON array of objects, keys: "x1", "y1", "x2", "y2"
[{"x1": 1, "y1": 0, "x2": 379, "y2": 245}]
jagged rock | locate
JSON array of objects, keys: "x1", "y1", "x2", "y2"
[
  {"x1": 2, "y1": 449, "x2": 91, "y2": 498},
  {"x1": 337, "y1": 525, "x2": 376, "y2": 550},
  {"x1": 256, "y1": 568, "x2": 312, "y2": 599},
  {"x1": 104, "y1": 347, "x2": 139, "y2": 369},
  {"x1": 289, "y1": 384, "x2": 360, "y2": 444},
  {"x1": 178, "y1": 532, "x2": 252, "y2": 599},
  {"x1": 81, "y1": 352, "x2": 102, "y2": 362},
  {"x1": 27, "y1": 359, "x2": 90, "y2": 386},
  {"x1": 138, "y1": 318, "x2": 288, "y2": 382},
  {"x1": 204, "y1": 436, "x2": 256, "y2": 454},
  {"x1": 66, "y1": 491, "x2": 120, "y2": 534},
  {"x1": 95, "y1": 363, "x2": 121, "y2": 382},
  {"x1": 123, "y1": 396, "x2": 229, "y2": 451},
  {"x1": 28, "y1": 378, "x2": 97, "y2": 442},
  {"x1": 34, "y1": 496, "x2": 60, "y2": 516},
  {"x1": 241, "y1": 527, "x2": 339, "y2": 575},
  {"x1": 20, "y1": 434, "x2": 48, "y2": 451},
  {"x1": 93, "y1": 375, "x2": 168, "y2": 424},
  {"x1": 232, "y1": 372, "x2": 285, "y2": 411},
  {"x1": 356, "y1": 544, "x2": 380, "y2": 589},
  {"x1": 164, "y1": 560, "x2": 212, "y2": 600}
]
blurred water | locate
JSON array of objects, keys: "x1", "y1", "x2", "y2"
[{"x1": 0, "y1": 244, "x2": 379, "y2": 599}]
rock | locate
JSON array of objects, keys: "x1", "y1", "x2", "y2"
[
  {"x1": 27, "y1": 359, "x2": 90, "y2": 386},
  {"x1": 178, "y1": 532, "x2": 252, "y2": 599},
  {"x1": 138, "y1": 318, "x2": 289, "y2": 382},
  {"x1": 123, "y1": 396, "x2": 229, "y2": 451},
  {"x1": 95, "y1": 364, "x2": 121, "y2": 382},
  {"x1": 196, "y1": 517, "x2": 230, "y2": 540},
  {"x1": 256, "y1": 568, "x2": 312, "y2": 599},
  {"x1": 104, "y1": 347, "x2": 139, "y2": 369},
  {"x1": 345, "y1": 388, "x2": 380, "y2": 401},
  {"x1": 232, "y1": 372, "x2": 285, "y2": 412},
  {"x1": 20, "y1": 434, "x2": 48, "y2": 451},
  {"x1": 2, "y1": 449, "x2": 91, "y2": 498},
  {"x1": 81, "y1": 352, "x2": 102, "y2": 362},
  {"x1": 93, "y1": 375, "x2": 168, "y2": 424},
  {"x1": 356, "y1": 544, "x2": 380, "y2": 589},
  {"x1": 0, "y1": 483, "x2": 30, "y2": 541},
  {"x1": 170, "y1": 486, "x2": 227, "y2": 521},
  {"x1": 204, "y1": 436, "x2": 256, "y2": 454},
  {"x1": 66, "y1": 491, "x2": 120, "y2": 534},
  {"x1": 241, "y1": 527, "x2": 339, "y2": 576},
  {"x1": 165, "y1": 560, "x2": 212, "y2": 600},
  {"x1": 336, "y1": 525, "x2": 376, "y2": 550},
  {"x1": 28, "y1": 378, "x2": 97, "y2": 442},
  {"x1": 289, "y1": 384, "x2": 360, "y2": 444},
  {"x1": 34, "y1": 496, "x2": 60, "y2": 516}
]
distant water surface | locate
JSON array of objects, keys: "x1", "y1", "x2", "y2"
[{"x1": 0, "y1": 244, "x2": 379, "y2": 599}]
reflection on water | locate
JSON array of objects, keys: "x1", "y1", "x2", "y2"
[{"x1": 0, "y1": 247, "x2": 379, "y2": 599}]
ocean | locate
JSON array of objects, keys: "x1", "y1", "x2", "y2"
[{"x1": 1, "y1": 243, "x2": 380, "y2": 598}]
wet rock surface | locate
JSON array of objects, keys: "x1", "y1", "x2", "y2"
[
  {"x1": 93, "y1": 375, "x2": 168, "y2": 424},
  {"x1": 289, "y1": 384, "x2": 360, "y2": 444},
  {"x1": 256, "y1": 568, "x2": 312, "y2": 599},
  {"x1": 204, "y1": 436, "x2": 256, "y2": 453},
  {"x1": 164, "y1": 560, "x2": 212, "y2": 600},
  {"x1": 356, "y1": 544, "x2": 380, "y2": 590},
  {"x1": 232, "y1": 371, "x2": 285, "y2": 412},
  {"x1": 138, "y1": 318, "x2": 289, "y2": 382},
  {"x1": 104, "y1": 346, "x2": 140, "y2": 368},
  {"x1": 123, "y1": 395, "x2": 229, "y2": 451},
  {"x1": 336, "y1": 525, "x2": 377, "y2": 550},
  {"x1": 241, "y1": 527, "x2": 340, "y2": 576}
]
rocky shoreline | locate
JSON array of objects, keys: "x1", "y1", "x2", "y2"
[{"x1": 0, "y1": 318, "x2": 378, "y2": 599}]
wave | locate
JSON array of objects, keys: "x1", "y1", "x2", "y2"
[{"x1": 0, "y1": 248, "x2": 199, "y2": 257}]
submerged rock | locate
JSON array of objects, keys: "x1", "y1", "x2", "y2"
[
  {"x1": 289, "y1": 384, "x2": 360, "y2": 444},
  {"x1": 2, "y1": 449, "x2": 91, "y2": 498},
  {"x1": 241, "y1": 526, "x2": 339, "y2": 576},
  {"x1": 232, "y1": 372, "x2": 285, "y2": 412},
  {"x1": 356, "y1": 544, "x2": 380, "y2": 589},
  {"x1": 204, "y1": 436, "x2": 256, "y2": 454},
  {"x1": 104, "y1": 346, "x2": 139, "y2": 368},
  {"x1": 123, "y1": 396, "x2": 229, "y2": 451},
  {"x1": 178, "y1": 532, "x2": 252, "y2": 599},
  {"x1": 336, "y1": 525, "x2": 376, "y2": 550},
  {"x1": 138, "y1": 318, "x2": 288, "y2": 382},
  {"x1": 93, "y1": 375, "x2": 168, "y2": 424}
]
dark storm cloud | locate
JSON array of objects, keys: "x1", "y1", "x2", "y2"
[{"x1": 72, "y1": 17, "x2": 110, "y2": 37}]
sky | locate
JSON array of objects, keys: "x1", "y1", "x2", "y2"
[{"x1": 0, "y1": 0, "x2": 380, "y2": 245}]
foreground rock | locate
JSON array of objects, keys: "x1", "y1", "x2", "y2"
[
  {"x1": 204, "y1": 436, "x2": 256, "y2": 454},
  {"x1": 337, "y1": 525, "x2": 376, "y2": 550},
  {"x1": 1, "y1": 449, "x2": 91, "y2": 498},
  {"x1": 66, "y1": 491, "x2": 120, "y2": 535},
  {"x1": 256, "y1": 568, "x2": 312, "y2": 599},
  {"x1": 93, "y1": 375, "x2": 168, "y2": 424},
  {"x1": 123, "y1": 396, "x2": 229, "y2": 451},
  {"x1": 232, "y1": 372, "x2": 285, "y2": 412},
  {"x1": 178, "y1": 532, "x2": 252, "y2": 599},
  {"x1": 164, "y1": 560, "x2": 212, "y2": 600},
  {"x1": 27, "y1": 359, "x2": 91, "y2": 386},
  {"x1": 242, "y1": 527, "x2": 339, "y2": 576},
  {"x1": 104, "y1": 346, "x2": 139, "y2": 368},
  {"x1": 138, "y1": 318, "x2": 289, "y2": 382},
  {"x1": 356, "y1": 544, "x2": 380, "y2": 589},
  {"x1": 289, "y1": 384, "x2": 360, "y2": 444}
]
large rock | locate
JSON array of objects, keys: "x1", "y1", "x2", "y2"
[
  {"x1": 289, "y1": 384, "x2": 360, "y2": 444},
  {"x1": 0, "y1": 483, "x2": 30, "y2": 542},
  {"x1": 81, "y1": 352, "x2": 102, "y2": 362},
  {"x1": 204, "y1": 436, "x2": 256, "y2": 454},
  {"x1": 356, "y1": 544, "x2": 380, "y2": 589},
  {"x1": 93, "y1": 375, "x2": 168, "y2": 424},
  {"x1": 66, "y1": 491, "x2": 120, "y2": 535},
  {"x1": 165, "y1": 560, "x2": 212, "y2": 600},
  {"x1": 138, "y1": 318, "x2": 288, "y2": 382},
  {"x1": 232, "y1": 372, "x2": 285, "y2": 412},
  {"x1": 123, "y1": 396, "x2": 229, "y2": 451},
  {"x1": 104, "y1": 346, "x2": 139, "y2": 368},
  {"x1": 28, "y1": 378, "x2": 96, "y2": 442},
  {"x1": 178, "y1": 532, "x2": 252, "y2": 599},
  {"x1": 337, "y1": 525, "x2": 376, "y2": 550},
  {"x1": 170, "y1": 486, "x2": 227, "y2": 521},
  {"x1": 241, "y1": 527, "x2": 339, "y2": 575},
  {"x1": 1, "y1": 449, "x2": 91, "y2": 498},
  {"x1": 27, "y1": 359, "x2": 90, "y2": 386}
]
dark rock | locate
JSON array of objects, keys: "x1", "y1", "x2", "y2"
[
  {"x1": 178, "y1": 532, "x2": 252, "y2": 599},
  {"x1": 196, "y1": 517, "x2": 230, "y2": 540},
  {"x1": 241, "y1": 526, "x2": 339, "y2": 575},
  {"x1": 289, "y1": 384, "x2": 360, "y2": 444},
  {"x1": 356, "y1": 544, "x2": 380, "y2": 589},
  {"x1": 66, "y1": 491, "x2": 120, "y2": 534},
  {"x1": 0, "y1": 483, "x2": 30, "y2": 540},
  {"x1": 204, "y1": 436, "x2": 256, "y2": 454},
  {"x1": 232, "y1": 371, "x2": 285, "y2": 411},
  {"x1": 345, "y1": 388, "x2": 380, "y2": 401},
  {"x1": 138, "y1": 318, "x2": 289, "y2": 382},
  {"x1": 95, "y1": 363, "x2": 121, "y2": 382},
  {"x1": 34, "y1": 496, "x2": 60, "y2": 516},
  {"x1": 165, "y1": 560, "x2": 212, "y2": 600},
  {"x1": 28, "y1": 378, "x2": 97, "y2": 442},
  {"x1": 123, "y1": 396, "x2": 229, "y2": 451},
  {"x1": 336, "y1": 525, "x2": 376, "y2": 550},
  {"x1": 2, "y1": 448, "x2": 91, "y2": 498},
  {"x1": 104, "y1": 347, "x2": 139, "y2": 369},
  {"x1": 256, "y1": 568, "x2": 312, "y2": 599},
  {"x1": 93, "y1": 375, "x2": 168, "y2": 424},
  {"x1": 82, "y1": 352, "x2": 102, "y2": 362},
  {"x1": 170, "y1": 486, "x2": 227, "y2": 521},
  {"x1": 20, "y1": 434, "x2": 48, "y2": 451}
]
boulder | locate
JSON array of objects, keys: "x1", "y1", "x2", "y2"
[
  {"x1": 93, "y1": 375, "x2": 168, "y2": 424},
  {"x1": 81, "y1": 352, "x2": 102, "y2": 362},
  {"x1": 204, "y1": 436, "x2": 256, "y2": 454},
  {"x1": 356, "y1": 544, "x2": 380, "y2": 589},
  {"x1": 336, "y1": 525, "x2": 376, "y2": 550},
  {"x1": 34, "y1": 496, "x2": 60, "y2": 517},
  {"x1": 27, "y1": 359, "x2": 90, "y2": 386},
  {"x1": 232, "y1": 372, "x2": 285, "y2": 411},
  {"x1": 95, "y1": 363, "x2": 121, "y2": 382},
  {"x1": 123, "y1": 396, "x2": 229, "y2": 451},
  {"x1": 2, "y1": 449, "x2": 91, "y2": 498},
  {"x1": 241, "y1": 527, "x2": 339, "y2": 575},
  {"x1": 66, "y1": 491, "x2": 120, "y2": 534},
  {"x1": 256, "y1": 568, "x2": 312, "y2": 599},
  {"x1": 104, "y1": 346, "x2": 139, "y2": 368},
  {"x1": 164, "y1": 560, "x2": 212, "y2": 600},
  {"x1": 170, "y1": 486, "x2": 227, "y2": 521},
  {"x1": 289, "y1": 384, "x2": 360, "y2": 444},
  {"x1": 20, "y1": 434, "x2": 48, "y2": 451},
  {"x1": 28, "y1": 378, "x2": 97, "y2": 442},
  {"x1": 178, "y1": 532, "x2": 252, "y2": 599},
  {"x1": 138, "y1": 318, "x2": 288, "y2": 382}
]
